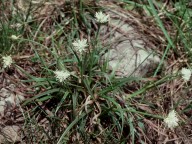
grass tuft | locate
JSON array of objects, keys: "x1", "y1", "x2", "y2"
[{"x1": 0, "y1": 0, "x2": 192, "y2": 143}]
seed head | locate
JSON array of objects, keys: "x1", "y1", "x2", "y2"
[
  {"x1": 54, "y1": 70, "x2": 70, "y2": 82},
  {"x1": 164, "y1": 110, "x2": 179, "y2": 129},
  {"x1": 95, "y1": 11, "x2": 109, "y2": 23},
  {"x1": 2, "y1": 56, "x2": 13, "y2": 68},
  {"x1": 181, "y1": 68, "x2": 191, "y2": 81},
  {"x1": 10, "y1": 35, "x2": 19, "y2": 40},
  {"x1": 72, "y1": 39, "x2": 88, "y2": 54}
]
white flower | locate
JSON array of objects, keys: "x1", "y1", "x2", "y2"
[
  {"x1": 2, "y1": 56, "x2": 13, "y2": 68},
  {"x1": 164, "y1": 110, "x2": 179, "y2": 129},
  {"x1": 54, "y1": 70, "x2": 70, "y2": 82},
  {"x1": 72, "y1": 39, "x2": 88, "y2": 54},
  {"x1": 10, "y1": 35, "x2": 19, "y2": 40},
  {"x1": 181, "y1": 68, "x2": 191, "y2": 81},
  {"x1": 95, "y1": 11, "x2": 109, "y2": 23}
]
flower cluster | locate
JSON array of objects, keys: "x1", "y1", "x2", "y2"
[
  {"x1": 95, "y1": 11, "x2": 109, "y2": 23},
  {"x1": 54, "y1": 70, "x2": 70, "y2": 82},
  {"x1": 164, "y1": 110, "x2": 179, "y2": 129},
  {"x1": 72, "y1": 39, "x2": 88, "y2": 54},
  {"x1": 10, "y1": 35, "x2": 19, "y2": 40},
  {"x1": 181, "y1": 68, "x2": 191, "y2": 81},
  {"x1": 2, "y1": 56, "x2": 13, "y2": 68}
]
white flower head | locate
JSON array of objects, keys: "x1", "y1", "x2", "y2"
[
  {"x1": 181, "y1": 68, "x2": 191, "y2": 81},
  {"x1": 72, "y1": 39, "x2": 88, "y2": 54},
  {"x1": 164, "y1": 110, "x2": 179, "y2": 129},
  {"x1": 54, "y1": 70, "x2": 70, "y2": 82},
  {"x1": 2, "y1": 56, "x2": 13, "y2": 68},
  {"x1": 95, "y1": 11, "x2": 109, "y2": 23},
  {"x1": 10, "y1": 35, "x2": 19, "y2": 40}
]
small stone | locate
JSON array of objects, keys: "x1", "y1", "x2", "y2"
[
  {"x1": 0, "y1": 88, "x2": 12, "y2": 98},
  {"x1": 0, "y1": 126, "x2": 20, "y2": 142},
  {"x1": 7, "y1": 84, "x2": 16, "y2": 91},
  {"x1": 16, "y1": 95, "x2": 25, "y2": 105},
  {"x1": 0, "y1": 101, "x2": 5, "y2": 116},
  {"x1": 5, "y1": 94, "x2": 15, "y2": 106}
]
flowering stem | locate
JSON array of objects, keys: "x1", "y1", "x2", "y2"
[
  {"x1": 124, "y1": 107, "x2": 164, "y2": 119},
  {"x1": 95, "y1": 24, "x2": 101, "y2": 43}
]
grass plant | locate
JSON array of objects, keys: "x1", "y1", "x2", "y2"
[{"x1": 0, "y1": 0, "x2": 192, "y2": 143}]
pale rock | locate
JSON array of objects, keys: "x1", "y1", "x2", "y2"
[
  {"x1": 0, "y1": 101, "x2": 5, "y2": 116},
  {"x1": 0, "y1": 126, "x2": 20, "y2": 143},
  {"x1": 16, "y1": 95, "x2": 25, "y2": 105},
  {"x1": 5, "y1": 94, "x2": 15, "y2": 106},
  {"x1": 7, "y1": 84, "x2": 16, "y2": 91},
  {"x1": 0, "y1": 88, "x2": 12, "y2": 99},
  {"x1": 101, "y1": 10, "x2": 161, "y2": 77}
]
